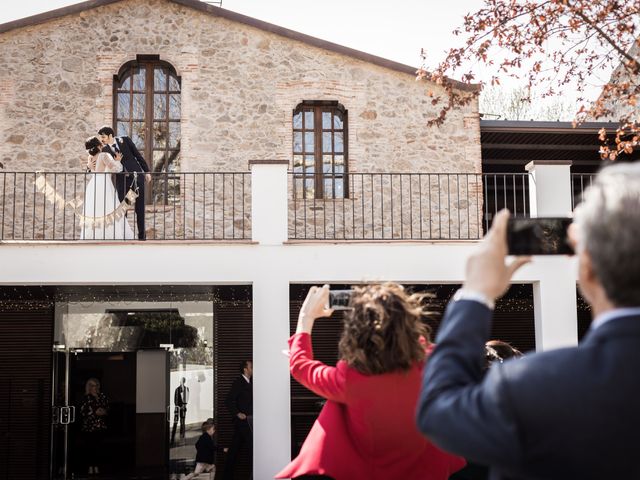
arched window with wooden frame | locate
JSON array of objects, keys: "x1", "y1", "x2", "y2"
[
  {"x1": 113, "y1": 55, "x2": 181, "y2": 204},
  {"x1": 293, "y1": 101, "x2": 348, "y2": 199}
]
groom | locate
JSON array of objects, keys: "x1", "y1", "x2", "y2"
[{"x1": 97, "y1": 126, "x2": 151, "y2": 240}]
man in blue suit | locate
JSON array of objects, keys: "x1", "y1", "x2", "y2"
[{"x1": 417, "y1": 163, "x2": 640, "y2": 479}]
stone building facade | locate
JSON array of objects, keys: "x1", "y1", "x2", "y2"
[{"x1": 0, "y1": 0, "x2": 481, "y2": 240}]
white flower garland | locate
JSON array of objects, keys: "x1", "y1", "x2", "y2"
[{"x1": 34, "y1": 174, "x2": 139, "y2": 229}]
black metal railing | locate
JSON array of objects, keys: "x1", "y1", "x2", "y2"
[
  {"x1": 288, "y1": 172, "x2": 530, "y2": 240},
  {"x1": 571, "y1": 173, "x2": 596, "y2": 210},
  {"x1": 0, "y1": 172, "x2": 251, "y2": 241}
]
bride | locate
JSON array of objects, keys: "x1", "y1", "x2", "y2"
[{"x1": 81, "y1": 136, "x2": 135, "y2": 240}]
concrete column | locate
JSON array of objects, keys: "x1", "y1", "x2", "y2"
[
  {"x1": 525, "y1": 160, "x2": 573, "y2": 217},
  {"x1": 526, "y1": 161, "x2": 578, "y2": 350},
  {"x1": 252, "y1": 275, "x2": 291, "y2": 479},
  {"x1": 532, "y1": 258, "x2": 578, "y2": 351},
  {"x1": 250, "y1": 160, "x2": 289, "y2": 245}
]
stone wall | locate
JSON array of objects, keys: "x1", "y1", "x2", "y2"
[
  {"x1": 288, "y1": 173, "x2": 484, "y2": 240},
  {"x1": 0, "y1": 0, "x2": 481, "y2": 240}
]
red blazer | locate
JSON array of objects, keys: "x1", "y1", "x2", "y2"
[{"x1": 276, "y1": 333, "x2": 465, "y2": 480}]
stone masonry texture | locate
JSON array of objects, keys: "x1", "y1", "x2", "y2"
[{"x1": 0, "y1": 0, "x2": 481, "y2": 240}]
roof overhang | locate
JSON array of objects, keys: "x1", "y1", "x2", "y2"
[{"x1": 480, "y1": 120, "x2": 628, "y2": 169}]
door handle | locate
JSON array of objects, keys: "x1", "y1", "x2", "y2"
[
  {"x1": 60, "y1": 406, "x2": 70, "y2": 425},
  {"x1": 69, "y1": 406, "x2": 76, "y2": 424},
  {"x1": 52, "y1": 406, "x2": 60, "y2": 425}
]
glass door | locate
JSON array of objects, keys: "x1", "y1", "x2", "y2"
[
  {"x1": 51, "y1": 345, "x2": 74, "y2": 480},
  {"x1": 51, "y1": 295, "x2": 214, "y2": 479}
]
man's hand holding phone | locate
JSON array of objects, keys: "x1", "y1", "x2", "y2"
[
  {"x1": 464, "y1": 209, "x2": 531, "y2": 301},
  {"x1": 507, "y1": 217, "x2": 573, "y2": 255}
]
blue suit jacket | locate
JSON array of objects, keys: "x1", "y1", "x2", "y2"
[{"x1": 417, "y1": 300, "x2": 640, "y2": 480}]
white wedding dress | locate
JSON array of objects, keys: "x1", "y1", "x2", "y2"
[{"x1": 80, "y1": 152, "x2": 135, "y2": 240}]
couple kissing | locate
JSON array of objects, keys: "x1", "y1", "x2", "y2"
[{"x1": 82, "y1": 126, "x2": 150, "y2": 240}]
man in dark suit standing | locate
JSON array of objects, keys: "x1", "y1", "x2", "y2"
[
  {"x1": 98, "y1": 126, "x2": 150, "y2": 240},
  {"x1": 417, "y1": 163, "x2": 640, "y2": 479},
  {"x1": 223, "y1": 360, "x2": 253, "y2": 480},
  {"x1": 171, "y1": 377, "x2": 189, "y2": 444}
]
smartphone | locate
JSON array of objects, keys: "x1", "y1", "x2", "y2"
[
  {"x1": 328, "y1": 290, "x2": 353, "y2": 310},
  {"x1": 507, "y1": 217, "x2": 573, "y2": 255}
]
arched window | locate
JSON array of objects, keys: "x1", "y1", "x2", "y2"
[
  {"x1": 114, "y1": 56, "x2": 181, "y2": 203},
  {"x1": 293, "y1": 101, "x2": 348, "y2": 199}
]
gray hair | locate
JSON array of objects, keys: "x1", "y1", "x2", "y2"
[{"x1": 573, "y1": 162, "x2": 640, "y2": 307}]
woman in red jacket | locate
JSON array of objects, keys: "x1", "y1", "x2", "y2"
[{"x1": 276, "y1": 283, "x2": 465, "y2": 480}]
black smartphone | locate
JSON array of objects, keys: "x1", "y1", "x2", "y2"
[
  {"x1": 328, "y1": 290, "x2": 353, "y2": 310},
  {"x1": 507, "y1": 217, "x2": 573, "y2": 255}
]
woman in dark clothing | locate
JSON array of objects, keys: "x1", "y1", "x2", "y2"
[{"x1": 80, "y1": 377, "x2": 109, "y2": 476}]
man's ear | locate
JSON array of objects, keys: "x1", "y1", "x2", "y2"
[{"x1": 581, "y1": 248, "x2": 598, "y2": 284}]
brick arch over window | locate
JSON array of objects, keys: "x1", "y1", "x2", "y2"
[
  {"x1": 114, "y1": 55, "x2": 181, "y2": 203},
  {"x1": 293, "y1": 101, "x2": 348, "y2": 199}
]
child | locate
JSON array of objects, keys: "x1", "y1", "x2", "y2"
[{"x1": 185, "y1": 420, "x2": 226, "y2": 480}]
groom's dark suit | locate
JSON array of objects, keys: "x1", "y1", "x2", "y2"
[
  {"x1": 102, "y1": 136, "x2": 149, "y2": 239},
  {"x1": 417, "y1": 300, "x2": 640, "y2": 479}
]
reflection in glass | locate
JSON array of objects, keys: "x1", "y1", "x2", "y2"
[
  {"x1": 294, "y1": 177, "x2": 304, "y2": 196},
  {"x1": 335, "y1": 177, "x2": 344, "y2": 198},
  {"x1": 132, "y1": 94, "x2": 145, "y2": 119},
  {"x1": 333, "y1": 113, "x2": 343, "y2": 129},
  {"x1": 293, "y1": 132, "x2": 302, "y2": 153},
  {"x1": 133, "y1": 67, "x2": 146, "y2": 91},
  {"x1": 154, "y1": 68, "x2": 167, "y2": 91},
  {"x1": 132, "y1": 122, "x2": 145, "y2": 149},
  {"x1": 154, "y1": 95, "x2": 167, "y2": 120},
  {"x1": 324, "y1": 178, "x2": 334, "y2": 199},
  {"x1": 293, "y1": 157, "x2": 303, "y2": 173},
  {"x1": 120, "y1": 75, "x2": 131, "y2": 91},
  {"x1": 293, "y1": 111, "x2": 303, "y2": 129},
  {"x1": 153, "y1": 122, "x2": 167, "y2": 149},
  {"x1": 169, "y1": 123, "x2": 181, "y2": 149},
  {"x1": 305, "y1": 177, "x2": 315, "y2": 199},
  {"x1": 323, "y1": 132, "x2": 332, "y2": 153},
  {"x1": 334, "y1": 132, "x2": 344, "y2": 153},
  {"x1": 169, "y1": 95, "x2": 181, "y2": 119},
  {"x1": 304, "y1": 132, "x2": 314, "y2": 153},
  {"x1": 305, "y1": 155, "x2": 315, "y2": 174},
  {"x1": 117, "y1": 122, "x2": 128, "y2": 137},
  {"x1": 334, "y1": 155, "x2": 344, "y2": 174},
  {"x1": 169, "y1": 74, "x2": 180, "y2": 92},
  {"x1": 55, "y1": 298, "x2": 214, "y2": 479},
  {"x1": 167, "y1": 151, "x2": 180, "y2": 173},
  {"x1": 304, "y1": 111, "x2": 314, "y2": 129},
  {"x1": 323, "y1": 155, "x2": 332, "y2": 173},
  {"x1": 322, "y1": 112, "x2": 332, "y2": 130},
  {"x1": 117, "y1": 93, "x2": 131, "y2": 119},
  {"x1": 153, "y1": 150, "x2": 167, "y2": 172}
]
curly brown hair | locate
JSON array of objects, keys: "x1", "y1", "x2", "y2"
[{"x1": 338, "y1": 283, "x2": 432, "y2": 375}]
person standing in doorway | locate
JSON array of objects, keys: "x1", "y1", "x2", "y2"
[
  {"x1": 171, "y1": 377, "x2": 189, "y2": 444},
  {"x1": 223, "y1": 360, "x2": 253, "y2": 480},
  {"x1": 97, "y1": 125, "x2": 151, "y2": 240},
  {"x1": 80, "y1": 378, "x2": 109, "y2": 476}
]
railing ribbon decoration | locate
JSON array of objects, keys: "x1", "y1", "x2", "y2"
[{"x1": 34, "y1": 173, "x2": 139, "y2": 229}]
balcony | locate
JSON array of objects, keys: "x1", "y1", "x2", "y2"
[
  {"x1": 0, "y1": 167, "x2": 593, "y2": 242},
  {"x1": 0, "y1": 171, "x2": 251, "y2": 241}
]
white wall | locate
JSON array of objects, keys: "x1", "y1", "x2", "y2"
[{"x1": 0, "y1": 162, "x2": 581, "y2": 479}]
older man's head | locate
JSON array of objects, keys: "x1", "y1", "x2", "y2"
[{"x1": 571, "y1": 162, "x2": 640, "y2": 308}]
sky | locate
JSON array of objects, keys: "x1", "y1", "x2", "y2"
[{"x1": 0, "y1": 0, "x2": 603, "y2": 117}]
